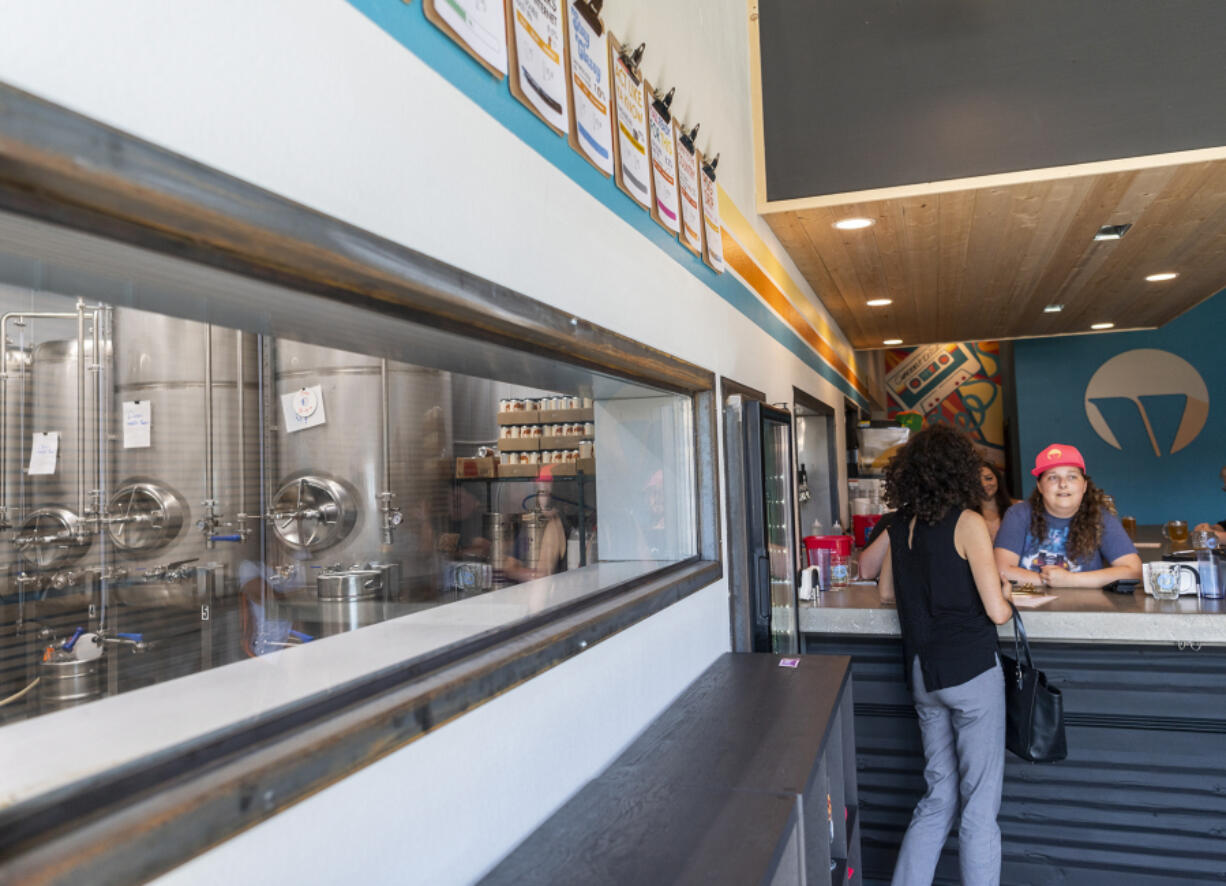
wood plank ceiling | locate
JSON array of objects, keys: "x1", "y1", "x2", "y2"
[{"x1": 764, "y1": 161, "x2": 1226, "y2": 350}]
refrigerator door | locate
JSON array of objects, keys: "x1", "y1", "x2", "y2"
[{"x1": 746, "y1": 401, "x2": 799, "y2": 654}]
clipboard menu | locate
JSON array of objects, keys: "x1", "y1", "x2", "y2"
[
  {"x1": 609, "y1": 35, "x2": 653, "y2": 209},
  {"x1": 507, "y1": 0, "x2": 570, "y2": 134},
  {"x1": 566, "y1": 0, "x2": 614, "y2": 175},
  {"x1": 700, "y1": 155, "x2": 724, "y2": 273},
  {"x1": 425, "y1": 0, "x2": 509, "y2": 78},
  {"x1": 675, "y1": 123, "x2": 704, "y2": 255},
  {"x1": 647, "y1": 83, "x2": 681, "y2": 235}
]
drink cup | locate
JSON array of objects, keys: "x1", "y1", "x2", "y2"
[{"x1": 1121, "y1": 515, "x2": 1137, "y2": 540}]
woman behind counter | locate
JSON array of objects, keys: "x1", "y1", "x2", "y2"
[{"x1": 995, "y1": 443, "x2": 1141, "y2": 589}]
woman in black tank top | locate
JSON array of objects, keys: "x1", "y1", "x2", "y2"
[{"x1": 876, "y1": 425, "x2": 1013, "y2": 886}]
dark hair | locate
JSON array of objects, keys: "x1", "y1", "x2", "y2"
[
  {"x1": 1027, "y1": 469, "x2": 1107, "y2": 563},
  {"x1": 980, "y1": 462, "x2": 1012, "y2": 516},
  {"x1": 884, "y1": 425, "x2": 984, "y2": 524}
]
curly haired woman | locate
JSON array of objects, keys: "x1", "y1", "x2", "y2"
[
  {"x1": 994, "y1": 444, "x2": 1140, "y2": 588},
  {"x1": 876, "y1": 424, "x2": 1013, "y2": 886}
]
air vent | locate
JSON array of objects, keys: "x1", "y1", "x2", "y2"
[{"x1": 1094, "y1": 224, "x2": 1132, "y2": 241}]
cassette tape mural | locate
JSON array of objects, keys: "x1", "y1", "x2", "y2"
[{"x1": 884, "y1": 342, "x2": 1007, "y2": 470}]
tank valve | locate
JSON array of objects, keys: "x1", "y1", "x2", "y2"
[{"x1": 379, "y1": 491, "x2": 401, "y2": 546}]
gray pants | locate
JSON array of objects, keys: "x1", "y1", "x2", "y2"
[{"x1": 891, "y1": 655, "x2": 1005, "y2": 886}]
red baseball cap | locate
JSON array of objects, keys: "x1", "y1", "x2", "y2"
[{"x1": 1031, "y1": 443, "x2": 1086, "y2": 477}]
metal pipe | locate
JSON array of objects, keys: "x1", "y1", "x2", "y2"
[
  {"x1": 236, "y1": 330, "x2": 246, "y2": 536},
  {"x1": 203, "y1": 324, "x2": 215, "y2": 548},
  {"x1": 76, "y1": 300, "x2": 86, "y2": 533},
  {"x1": 378, "y1": 358, "x2": 396, "y2": 546},
  {"x1": 0, "y1": 311, "x2": 78, "y2": 525}
]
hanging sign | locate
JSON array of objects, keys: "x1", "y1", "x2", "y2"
[
  {"x1": 675, "y1": 122, "x2": 704, "y2": 255},
  {"x1": 700, "y1": 153, "x2": 724, "y2": 273},
  {"x1": 508, "y1": 0, "x2": 570, "y2": 134},
  {"x1": 566, "y1": 0, "x2": 613, "y2": 175},
  {"x1": 425, "y1": 0, "x2": 508, "y2": 78},
  {"x1": 609, "y1": 35, "x2": 652, "y2": 209},
  {"x1": 647, "y1": 85, "x2": 680, "y2": 235}
]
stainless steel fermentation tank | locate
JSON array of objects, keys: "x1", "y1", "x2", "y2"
[
  {"x1": 272, "y1": 341, "x2": 451, "y2": 601},
  {"x1": 0, "y1": 347, "x2": 29, "y2": 592},
  {"x1": 109, "y1": 311, "x2": 259, "y2": 603}
]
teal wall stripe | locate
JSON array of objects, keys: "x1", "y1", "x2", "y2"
[{"x1": 346, "y1": 0, "x2": 869, "y2": 409}]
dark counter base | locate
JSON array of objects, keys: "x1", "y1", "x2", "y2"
[{"x1": 804, "y1": 635, "x2": 1226, "y2": 885}]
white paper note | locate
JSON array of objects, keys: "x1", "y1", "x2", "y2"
[
  {"x1": 437, "y1": 0, "x2": 508, "y2": 75},
  {"x1": 701, "y1": 165, "x2": 724, "y2": 271},
  {"x1": 612, "y1": 50, "x2": 651, "y2": 207},
  {"x1": 649, "y1": 102, "x2": 680, "y2": 232},
  {"x1": 676, "y1": 134, "x2": 703, "y2": 252},
  {"x1": 568, "y1": 1, "x2": 613, "y2": 173},
  {"x1": 281, "y1": 385, "x2": 327, "y2": 434},
  {"x1": 512, "y1": 0, "x2": 569, "y2": 131},
  {"x1": 29, "y1": 432, "x2": 59, "y2": 475},
  {"x1": 122, "y1": 400, "x2": 152, "y2": 449}
]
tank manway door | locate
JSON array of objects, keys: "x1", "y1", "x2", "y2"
[
  {"x1": 271, "y1": 475, "x2": 357, "y2": 552},
  {"x1": 106, "y1": 481, "x2": 186, "y2": 553},
  {"x1": 15, "y1": 506, "x2": 91, "y2": 570}
]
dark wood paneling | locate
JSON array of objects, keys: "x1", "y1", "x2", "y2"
[
  {"x1": 758, "y1": 0, "x2": 1226, "y2": 201},
  {"x1": 806, "y1": 635, "x2": 1226, "y2": 884}
]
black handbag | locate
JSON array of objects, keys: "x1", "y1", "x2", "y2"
[{"x1": 999, "y1": 602, "x2": 1067, "y2": 762}]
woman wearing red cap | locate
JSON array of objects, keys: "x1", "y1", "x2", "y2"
[{"x1": 995, "y1": 444, "x2": 1141, "y2": 588}]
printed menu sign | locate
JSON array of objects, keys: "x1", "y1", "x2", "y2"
[
  {"x1": 428, "y1": 0, "x2": 508, "y2": 77},
  {"x1": 676, "y1": 130, "x2": 703, "y2": 254},
  {"x1": 700, "y1": 163, "x2": 724, "y2": 272},
  {"x1": 510, "y1": 0, "x2": 569, "y2": 133},
  {"x1": 566, "y1": 0, "x2": 613, "y2": 174},
  {"x1": 611, "y1": 40, "x2": 651, "y2": 208},
  {"x1": 649, "y1": 99, "x2": 680, "y2": 233}
]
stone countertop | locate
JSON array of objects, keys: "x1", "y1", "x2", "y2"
[{"x1": 799, "y1": 582, "x2": 1226, "y2": 646}]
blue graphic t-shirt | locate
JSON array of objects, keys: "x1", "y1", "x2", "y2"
[{"x1": 995, "y1": 501, "x2": 1136, "y2": 572}]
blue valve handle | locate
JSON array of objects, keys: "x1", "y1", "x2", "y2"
[
  {"x1": 288, "y1": 629, "x2": 314, "y2": 643},
  {"x1": 116, "y1": 632, "x2": 144, "y2": 643},
  {"x1": 210, "y1": 534, "x2": 242, "y2": 542},
  {"x1": 62, "y1": 626, "x2": 85, "y2": 652}
]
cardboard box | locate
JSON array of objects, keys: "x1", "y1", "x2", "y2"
[
  {"x1": 537, "y1": 407, "x2": 594, "y2": 423},
  {"x1": 496, "y1": 463, "x2": 542, "y2": 478},
  {"x1": 498, "y1": 437, "x2": 540, "y2": 451},
  {"x1": 496, "y1": 409, "x2": 541, "y2": 426},
  {"x1": 540, "y1": 434, "x2": 584, "y2": 449},
  {"x1": 455, "y1": 456, "x2": 497, "y2": 479}
]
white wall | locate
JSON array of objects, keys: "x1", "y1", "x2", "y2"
[{"x1": 0, "y1": 0, "x2": 861, "y2": 881}]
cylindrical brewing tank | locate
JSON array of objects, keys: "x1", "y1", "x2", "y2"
[
  {"x1": 23, "y1": 338, "x2": 103, "y2": 574},
  {"x1": 273, "y1": 341, "x2": 451, "y2": 600},
  {"x1": 110, "y1": 310, "x2": 260, "y2": 604},
  {"x1": 0, "y1": 347, "x2": 30, "y2": 593}
]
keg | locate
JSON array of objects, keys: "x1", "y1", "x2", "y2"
[
  {"x1": 485, "y1": 512, "x2": 518, "y2": 588},
  {"x1": 39, "y1": 657, "x2": 102, "y2": 712},
  {"x1": 316, "y1": 568, "x2": 384, "y2": 636}
]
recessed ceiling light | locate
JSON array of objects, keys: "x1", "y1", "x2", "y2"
[
  {"x1": 1090, "y1": 322, "x2": 1115, "y2": 330},
  {"x1": 834, "y1": 217, "x2": 874, "y2": 230},
  {"x1": 1094, "y1": 223, "x2": 1132, "y2": 241},
  {"x1": 883, "y1": 338, "x2": 903, "y2": 345},
  {"x1": 866, "y1": 298, "x2": 893, "y2": 307},
  {"x1": 1043, "y1": 304, "x2": 1064, "y2": 313},
  {"x1": 1145, "y1": 272, "x2": 1178, "y2": 282}
]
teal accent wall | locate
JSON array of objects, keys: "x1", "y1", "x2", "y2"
[
  {"x1": 1014, "y1": 291, "x2": 1226, "y2": 525},
  {"x1": 345, "y1": 0, "x2": 869, "y2": 409}
]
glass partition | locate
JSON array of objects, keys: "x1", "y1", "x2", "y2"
[{"x1": 0, "y1": 280, "x2": 697, "y2": 724}]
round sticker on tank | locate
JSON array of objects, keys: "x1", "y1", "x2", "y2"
[
  {"x1": 293, "y1": 388, "x2": 318, "y2": 419},
  {"x1": 1084, "y1": 349, "x2": 1208, "y2": 457}
]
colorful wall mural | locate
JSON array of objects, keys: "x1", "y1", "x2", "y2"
[{"x1": 884, "y1": 341, "x2": 1007, "y2": 470}]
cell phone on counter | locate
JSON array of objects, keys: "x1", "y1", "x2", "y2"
[{"x1": 1103, "y1": 578, "x2": 1139, "y2": 594}]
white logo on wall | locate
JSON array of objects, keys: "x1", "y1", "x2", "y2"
[{"x1": 1084, "y1": 349, "x2": 1209, "y2": 457}]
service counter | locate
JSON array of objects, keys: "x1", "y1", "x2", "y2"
[{"x1": 802, "y1": 584, "x2": 1226, "y2": 884}]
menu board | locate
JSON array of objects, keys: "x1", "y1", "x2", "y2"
[
  {"x1": 675, "y1": 126, "x2": 704, "y2": 254},
  {"x1": 508, "y1": 0, "x2": 569, "y2": 134},
  {"x1": 700, "y1": 159, "x2": 724, "y2": 272},
  {"x1": 566, "y1": 0, "x2": 613, "y2": 175},
  {"x1": 425, "y1": 0, "x2": 508, "y2": 78},
  {"x1": 648, "y1": 91, "x2": 680, "y2": 234},
  {"x1": 610, "y1": 36, "x2": 652, "y2": 209}
]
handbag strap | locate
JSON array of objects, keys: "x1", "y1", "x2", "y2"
[{"x1": 1008, "y1": 601, "x2": 1034, "y2": 684}]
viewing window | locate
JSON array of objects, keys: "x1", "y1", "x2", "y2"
[{"x1": 0, "y1": 230, "x2": 697, "y2": 726}]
